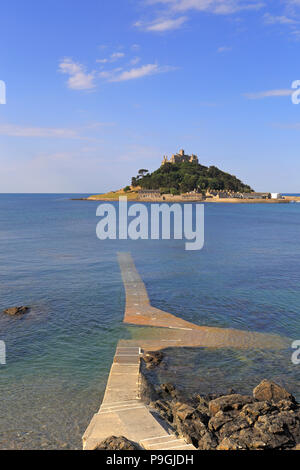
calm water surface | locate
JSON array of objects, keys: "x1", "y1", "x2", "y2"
[{"x1": 0, "y1": 194, "x2": 299, "y2": 449}]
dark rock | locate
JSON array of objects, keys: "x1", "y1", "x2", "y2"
[
  {"x1": 194, "y1": 395, "x2": 210, "y2": 416},
  {"x1": 253, "y1": 380, "x2": 296, "y2": 404},
  {"x1": 94, "y1": 436, "x2": 141, "y2": 450},
  {"x1": 140, "y1": 369, "x2": 300, "y2": 451},
  {"x1": 276, "y1": 399, "x2": 298, "y2": 412},
  {"x1": 217, "y1": 436, "x2": 244, "y2": 451},
  {"x1": 151, "y1": 400, "x2": 173, "y2": 422},
  {"x1": 171, "y1": 402, "x2": 216, "y2": 449},
  {"x1": 217, "y1": 429, "x2": 267, "y2": 451},
  {"x1": 142, "y1": 351, "x2": 164, "y2": 369},
  {"x1": 253, "y1": 411, "x2": 300, "y2": 449},
  {"x1": 209, "y1": 394, "x2": 255, "y2": 416},
  {"x1": 173, "y1": 402, "x2": 196, "y2": 421},
  {"x1": 209, "y1": 410, "x2": 236, "y2": 432},
  {"x1": 218, "y1": 416, "x2": 250, "y2": 439},
  {"x1": 195, "y1": 395, "x2": 209, "y2": 407},
  {"x1": 240, "y1": 401, "x2": 276, "y2": 425},
  {"x1": 160, "y1": 383, "x2": 176, "y2": 397},
  {"x1": 198, "y1": 431, "x2": 218, "y2": 450},
  {"x1": 158, "y1": 383, "x2": 190, "y2": 404},
  {"x1": 3, "y1": 306, "x2": 29, "y2": 316}
]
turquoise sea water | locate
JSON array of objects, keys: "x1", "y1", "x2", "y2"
[{"x1": 0, "y1": 194, "x2": 299, "y2": 449}]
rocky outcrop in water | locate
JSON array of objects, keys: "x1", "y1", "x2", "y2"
[
  {"x1": 253, "y1": 379, "x2": 296, "y2": 403},
  {"x1": 142, "y1": 351, "x2": 164, "y2": 370},
  {"x1": 3, "y1": 306, "x2": 29, "y2": 316},
  {"x1": 93, "y1": 436, "x2": 141, "y2": 450},
  {"x1": 141, "y1": 376, "x2": 300, "y2": 450}
]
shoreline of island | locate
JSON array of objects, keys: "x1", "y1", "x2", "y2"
[
  {"x1": 73, "y1": 150, "x2": 300, "y2": 204},
  {"x1": 72, "y1": 191, "x2": 298, "y2": 204}
]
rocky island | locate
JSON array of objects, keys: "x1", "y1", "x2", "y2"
[{"x1": 84, "y1": 150, "x2": 291, "y2": 204}]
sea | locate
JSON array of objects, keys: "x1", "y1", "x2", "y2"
[{"x1": 0, "y1": 193, "x2": 299, "y2": 449}]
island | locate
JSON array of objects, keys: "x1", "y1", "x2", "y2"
[{"x1": 84, "y1": 150, "x2": 292, "y2": 203}]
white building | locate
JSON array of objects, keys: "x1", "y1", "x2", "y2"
[{"x1": 271, "y1": 193, "x2": 282, "y2": 199}]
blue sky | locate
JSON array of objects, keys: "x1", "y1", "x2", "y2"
[{"x1": 1, "y1": 0, "x2": 300, "y2": 192}]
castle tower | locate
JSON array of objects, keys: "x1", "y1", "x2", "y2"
[
  {"x1": 161, "y1": 155, "x2": 169, "y2": 165},
  {"x1": 190, "y1": 154, "x2": 199, "y2": 164}
]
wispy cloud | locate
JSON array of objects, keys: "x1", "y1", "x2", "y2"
[
  {"x1": 110, "y1": 52, "x2": 125, "y2": 60},
  {"x1": 96, "y1": 58, "x2": 109, "y2": 64},
  {"x1": 147, "y1": 0, "x2": 265, "y2": 15},
  {"x1": 135, "y1": 15, "x2": 188, "y2": 32},
  {"x1": 263, "y1": 12, "x2": 298, "y2": 25},
  {"x1": 0, "y1": 122, "x2": 113, "y2": 138},
  {"x1": 217, "y1": 45, "x2": 232, "y2": 52},
  {"x1": 0, "y1": 124, "x2": 79, "y2": 138},
  {"x1": 96, "y1": 51, "x2": 126, "y2": 66},
  {"x1": 59, "y1": 58, "x2": 96, "y2": 90},
  {"x1": 136, "y1": 1, "x2": 265, "y2": 35},
  {"x1": 60, "y1": 47, "x2": 176, "y2": 91},
  {"x1": 104, "y1": 63, "x2": 177, "y2": 82},
  {"x1": 244, "y1": 89, "x2": 293, "y2": 99}
]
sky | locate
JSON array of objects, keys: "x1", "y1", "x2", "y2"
[{"x1": 1, "y1": 0, "x2": 300, "y2": 193}]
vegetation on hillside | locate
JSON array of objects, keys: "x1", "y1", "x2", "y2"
[{"x1": 131, "y1": 162, "x2": 253, "y2": 194}]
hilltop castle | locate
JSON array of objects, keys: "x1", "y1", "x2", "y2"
[{"x1": 161, "y1": 149, "x2": 198, "y2": 166}]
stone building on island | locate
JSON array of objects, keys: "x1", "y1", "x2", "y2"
[{"x1": 162, "y1": 149, "x2": 198, "y2": 166}]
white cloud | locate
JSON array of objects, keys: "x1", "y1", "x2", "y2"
[
  {"x1": 59, "y1": 58, "x2": 96, "y2": 90},
  {"x1": 96, "y1": 58, "x2": 109, "y2": 64},
  {"x1": 244, "y1": 89, "x2": 293, "y2": 99},
  {"x1": 263, "y1": 13, "x2": 298, "y2": 24},
  {"x1": 106, "y1": 63, "x2": 176, "y2": 82},
  {"x1": 60, "y1": 50, "x2": 176, "y2": 90},
  {"x1": 96, "y1": 52, "x2": 125, "y2": 65},
  {"x1": 217, "y1": 45, "x2": 232, "y2": 52},
  {"x1": 0, "y1": 124, "x2": 79, "y2": 138},
  {"x1": 135, "y1": 16, "x2": 188, "y2": 31},
  {"x1": 110, "y1": 52, "x2": 125, "y2": 60},
  {"x1": 147, "y1": 0, "x2": 265, "y2": 15},
  {"x1": 0, "y1": 122, "x2": 113, "y2": 138}
]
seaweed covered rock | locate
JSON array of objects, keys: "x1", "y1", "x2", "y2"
[
  {"x1": 3, "y1": 306, "x2": 29, "y2": 316},
  {"x1": 142, "y1": 351, "x2": 164, "y2": 369}
]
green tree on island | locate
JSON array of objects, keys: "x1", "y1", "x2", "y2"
[{"x1": 131, "y1": 162, "x2": 253, "y2": 194}]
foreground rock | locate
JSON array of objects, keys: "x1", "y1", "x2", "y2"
[
  {"x1": 3, "y1": 306, "x2": 29, "y2": 316},
  {"x1": 253, "y1": 379, "x2": 296, "y2": 403},
  {"x1": 94, "y1": 436, "x2": 141, "y2": 450},
  {"x1": 142, "y1": 377, "x2": 300, "y2": 450}
]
